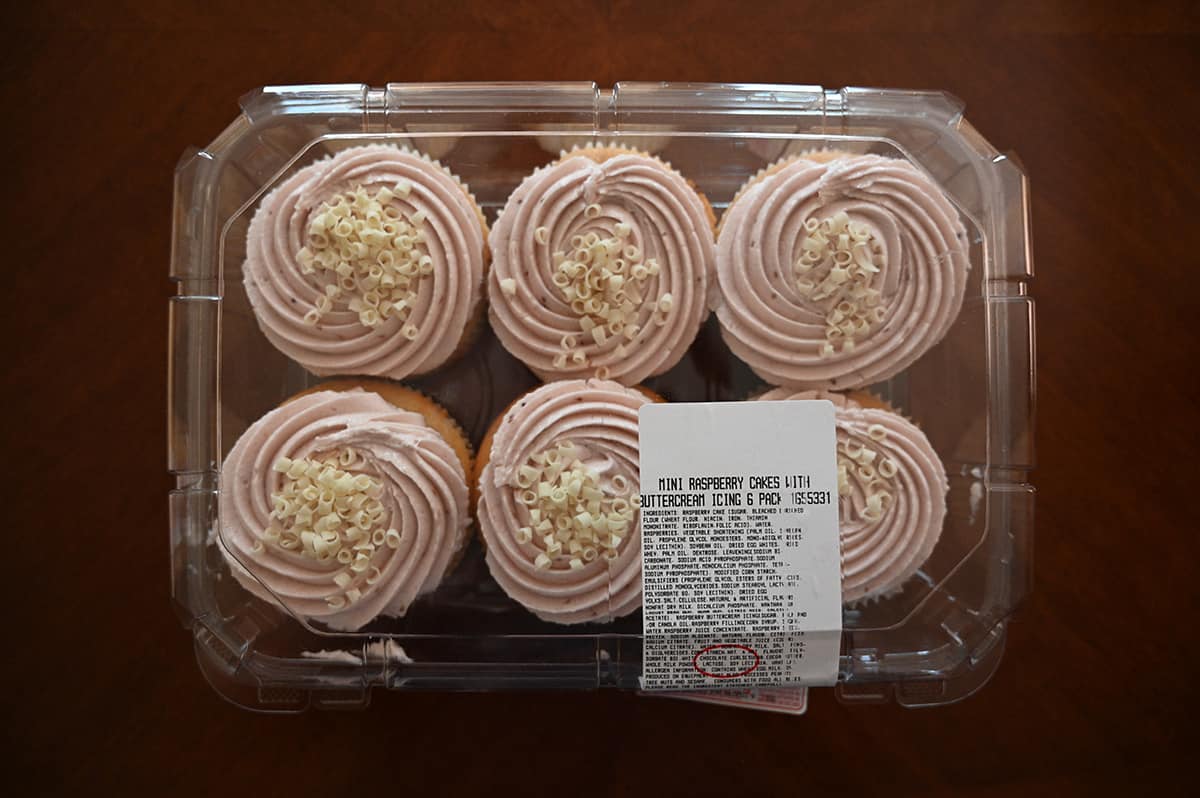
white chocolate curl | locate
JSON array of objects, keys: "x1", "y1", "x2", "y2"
[
  {"x1": 242, "y1": 145, "x2": 486, "y2": 380},
  {"x1": 219, "y1": 389, "x2": 470, "y2": 631},
  {"x1": 477, "y1": 379, "x2": 650, "y2": 623},
  {"x1": 487, "y1": 150, "x2": 717, "y2": 385},
  {"x1": 717, "y1": 154, "x2": 969, "y2": 389},
  {"x1": 757, "y1": 389, "x2": 948, "y2": 603}
]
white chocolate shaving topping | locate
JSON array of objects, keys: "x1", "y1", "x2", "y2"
[
  {"x1": 538, "y1": 222, "x2": 671, "y2": 376},
  {"x1": 477, "y1": 379, "x2": 649, "y2": 624},
  {"x1": 792, "y1": 210, "x2": 887, "y2": 356},
  {"x1": 297, "y1": 185, "x2": 431, "y2": 335},
  {"x1": 266, "y1": 451, "x2": 399, "y2": 607},
  {"x1": 512, "y1": 440, "x2": 633, "y2": 570}
]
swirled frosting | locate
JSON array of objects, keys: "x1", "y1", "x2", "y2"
[
  {"x1": 758, "y1": 389, "x2": 948, "y2": 603},
  {"x1": 219, "y1": 389, "x2": 470, "y2": 631},
  {"x1": 243, "y1": 144, "x2": 486, "y2": 379},
  {"x1": 477, "y1": 379, "x2": 650, "y2": 624},
  {"x1": 717, "y1": 154, "x2": 969, "y2": 389},
  {"x1": 487, "y1": 150, "x2": 717, "y2": 385}
]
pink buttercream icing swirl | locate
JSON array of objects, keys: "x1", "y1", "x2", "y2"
[
  {"x1": 758, "y1": 389, "x2": 948, "y2": 603},
  {"x1": 219, "y1": 389, "x2": 470, "y2": 631},
  {"x1": 717, "y1": 155, "x2": 969, "y2": 389},
  {"x1": 487, "y1": 151, "x2": 717, "y2": 385},
  {"x1": 243, "y1": 145, "x2": 485, "y2": 379},
  {"x1": 477, "y1": 379, "x2": 650, "y2": 624}
]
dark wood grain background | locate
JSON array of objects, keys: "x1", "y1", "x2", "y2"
[{"x1": 4, "y1": 1, "x2": 1198, "y2": 795}]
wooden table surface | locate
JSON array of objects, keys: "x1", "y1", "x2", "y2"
[{"x1": 5, "y1": 2, "x2": 1198, "y2": 795}]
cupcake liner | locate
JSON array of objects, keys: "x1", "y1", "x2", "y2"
[
  {"x1": 535, "y1": 127, "x2": 675, "y2": 157},
  {"x1": 396, "y1": 125, "x2": 461, "y2": 162}
]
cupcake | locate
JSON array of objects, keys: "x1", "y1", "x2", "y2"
[
  {"x1": 758, "y1": 388, "x2": 948, "y2": 603},
  {"x1": 219, "y1": 381, "x2": 472, "y2": 631},
  {"x1": 487, "y1": 145, "x2": 717, "y2": 386},
  {"x1": 242, "y1": 144, "x2": 488, "y2": 380},
  {"x1": 717, "y1": 153, "x2": 970, "y2": 390},
  {"x1": 474, "y1": 379, "x2": 654, "y2": 624}
]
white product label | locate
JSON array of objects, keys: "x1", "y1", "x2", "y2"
[{"x1": 638, "y1": 401, "x2": 842, "y2": 690}]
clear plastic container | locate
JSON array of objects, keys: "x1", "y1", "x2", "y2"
[{"x1": 168, "y1": 82, "x2": 1035, "y2": 711}]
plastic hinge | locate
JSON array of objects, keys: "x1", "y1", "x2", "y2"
[
  {"x1": 841, "y1": 87, "x2": 965, "y2": 126},
  {"x1": 167, "y1": 296, "x2": 218, "y2": 474},
  {"x1": 168, "y1": 144, "x2": 220, "y2": 519},
  {"x1": 612, "y1": 82, "x2": 827, "y2": 131},
  {"x1": 988, "y1": 151, "x2": 1034, "y2": 283},
  {"x1": 239, "y1": 84, "x2": 371, "y2": 126},
  {"x1": 169, "y1": 487, "x2": 216, "y2": 627},
  {"x1": 384, "y1": 82, "x2": 601, "y2": 131},
  {"x1": 614, "y1": 81, "x2": 825, "y2": 111},
  {"x1": 987, "y1": 298, "x2": 1036, "y2": 470},
  {"x1": 170, "y1": 149, "x2": 220, "y2": 287},
  {"x1": 986, "y1": 482, "x2": 1035, "y2": 614}
]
